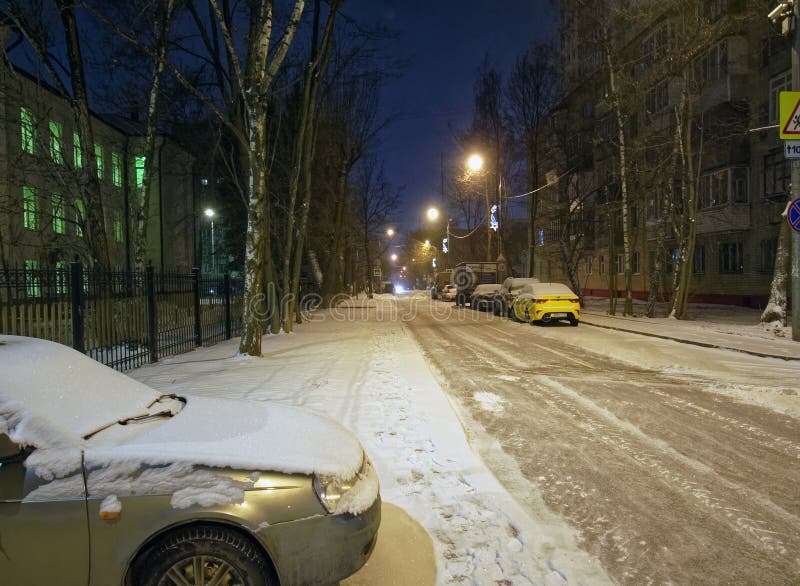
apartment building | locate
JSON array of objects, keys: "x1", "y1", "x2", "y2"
[
  {"x1": 537, "y1": 1, "x2": 789, "y2": 308},
  {"x1": 0, "y1": 54, "x2": 195, "y2": 273}
]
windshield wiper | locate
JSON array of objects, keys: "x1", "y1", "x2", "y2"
[{"x1": 83, "y1": 410, "x2": 175, "y2": 441}]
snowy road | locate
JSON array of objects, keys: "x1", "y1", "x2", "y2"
[{"x1": 407, "y1": 299, "x2": 800, "y2": 584}]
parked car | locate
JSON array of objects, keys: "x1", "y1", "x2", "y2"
[
  {"x1": 511, "y1": 282, "x2": 581, "y2": 326},
  {"x1": 440, "y1": 284, "x2": 458, "y2": 302},
  {"x1": 494, "y1": 277, "x2": 540, "y2": 316},
  {"x1": 470, "y1": 283, "x2": 501, "y2": 311},
  {"x1": 0, "y1": 336, "x2": 380, "y2": 586}
]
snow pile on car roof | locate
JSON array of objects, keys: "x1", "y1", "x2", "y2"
[{"x1": 519, "y1": 282, "x2": 576, "y2": 296}]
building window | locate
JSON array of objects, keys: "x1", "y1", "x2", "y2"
[
  {"x1": 599, "y1": 255, "x2": 605, "y2": 275},
  {"x1": 55, "y1": 260, "x2": 67, "y2": 295},
  {"x1": 20, "y1": 107, "x2": 34, "y2": 154},
  {"x1": 615, "y1": 254, "x2": 624, "y2": 274},
  {"x1": 74, "y1": 198, "x2": 85, "y2": 237},
  {"x1": 694, "y1": 244, "x2": 706, "y2": 273},
  {"x1": 769, "y1": 70, "x2": 792, "y2": 125},
  {"x1": 94, "y1": 144, "x2": 104, "y2": 179},
  {"x1": 23, "y1": 186, "x2": 39, "y2": 230},
  {"x1": 135, "y1": 155, "x2": 147, "y2": 189},
  {"x1": 49, "y1": 120, "x2": 64, "y2": 164},
  {"x1": 760, "y1": 238, "x2": 777, "y2": 273},
  {"x1": 632, "y1": 251, "x2": 640, "y2": 274},
  {"x1": 764, "y1": 150, "x2": 789, "y2": 198},
  {"x1": 696, "y1": 40, "x2": 727, "y2": 83},
  {"x1": 52, "y1": 193, "x2": 66, "y2": 234},
  {"x1": 719, "y1": 242, "x2": 744, "y2": 273},
  {"x1": 699, "y1": 169, "x2": 728, "y2": 208},
  {"x1": 113, "y1": 211, "x2": 123, "y2": 242},
  {"x1": 24, "y1": 260, "x2": 41, "y2": 298},
  {"x1": 646, "y1": 80, "x2": 668, "y2": 113},
  {"x1": 73, "y1": 132, "x2": 82, "y2": 169},
  {"x1": 666, "y1": 247, "x2": 679, "y2": 273},
  {"x1": 630, "y1": 205, "x2": 638, "y2": 228},
  {"x1": 585, "y1": 255, "x2": 593, "y2": 275},
  {"x1": 111, "y1": 151, "x2": 122, "y2": 187},
  {"x1": 731, "y1": 167, "x2": 748, "y2": 203}
]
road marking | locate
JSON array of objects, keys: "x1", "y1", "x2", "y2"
[{"x1": 484, "y1": 324, "x2": 596, "y2": 369}]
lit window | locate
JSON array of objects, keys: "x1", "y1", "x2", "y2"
[
  {"x1": 23, "y1": 186, "x2": 38, "y2": 230},
  {"x1": 135, "y1": 155, "x2": 146, "y2": 189},
  {"x1": 75, "y1": 198, "x2": 85, "y2": 237},
  {"x1": 113, "y1": 211, "x2": 123, "y2": 242},
  {"x1": 94, "y1": 144, "x2": 104, "y2": 179},
  {"x1": 73, "y1": 132, "x2": 82, "y2": 169},
  {"x1": 49, "y1": 120, "x2": 64, "y2": 164},
  {"x1": 200, "y1": 177, "x2": 209, "y2": 186},
  {"x1": 111, "y1": 152, "x2": 122, "y2": 187},
  {"x1": 55, "y1": 260, "x2": 67, "y2": 295},
  {"x1": 52, "y1": 193, "x2": 66, "y2": 234},
  {"x1": 20, "y1": 107, "x2": 34, "y2": 154},
  {"x1": 25, "y1": 260, "x2": 41, "y2": 297}
]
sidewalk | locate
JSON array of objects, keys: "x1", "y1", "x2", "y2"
[{"x1": 581, "y1": 298, "x2": 799, "y2": 361}]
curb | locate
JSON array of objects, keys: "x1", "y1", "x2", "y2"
[{"x1": 580, "y1": 319, "x2": 800, "y2": 362}]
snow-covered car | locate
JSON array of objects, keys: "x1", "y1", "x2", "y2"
[
  {"x1": 0, "y1": 336, "x2": 380, "y2": 586},
  {"x1": 511, "y1": 282, "x2": 581, "y2": 326},
  {"x1": 494, "y1": 277, "x2": 540, "y2": 316},
  {"x1": 469, "y1": 283, "x2": 501, "y2": 311},
  {"x1": 440, "y1": 284, "x2": 458, "y2": 302}
]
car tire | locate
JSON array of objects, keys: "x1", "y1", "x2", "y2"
[
  {"x1": 569, "y1": 317, "x2": 579, "y2": 327},
  {"x1": 130, "y1": 525, "x2": 277, "y2": 586}
]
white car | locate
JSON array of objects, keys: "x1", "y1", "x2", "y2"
[
  {"x1": 0, "y1": 336, "x2": 380, "y2": 585},
  {"x1": 440, "y1": 284, "x2": 458, "y2": 302}
]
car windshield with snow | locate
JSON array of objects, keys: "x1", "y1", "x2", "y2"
[{"x1": 0, "y1": 336, "x2": 380, "y2": 586}]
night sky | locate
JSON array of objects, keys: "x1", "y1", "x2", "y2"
[{"x1": 344, "y1": 0, "x2": 559, "y2": 230}]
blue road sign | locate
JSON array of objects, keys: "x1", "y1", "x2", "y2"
[{"x1": 789, "y1": 198, "x2": 800, "y2": 233}]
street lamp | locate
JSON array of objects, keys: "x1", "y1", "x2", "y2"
[
  {"x1": 390, "y1": 253, "x2": 398, "y2": 262},
  {"x1": 425, "y1": 205, "x2": 451, "y2": 269},
  {"x1": 426, "y1": 207, "x2": 439, "y2": 221},
  {"x1": 386, "y1": 227, "x2": 395, "y2": 237},
  {"x1": 467, "y1": 153, "x2": 484, "y2": 173},
  {"x1": 204, "y1": 208, "x2": 216, "y2": 274},
  {"x1": 466, "y1": 153, "x2": 493, "y2": 261}
]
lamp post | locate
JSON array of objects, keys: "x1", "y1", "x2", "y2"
[
  {"x1": 466, "y1": 153, "x2": 492, "y2": 261},
  {"x1": 204, "y1": 208, "x2": 216, "y2": 274}
]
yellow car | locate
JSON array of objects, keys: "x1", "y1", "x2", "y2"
[{"x1": 512, "y1": 283, "x2": 581, "y2": 326}]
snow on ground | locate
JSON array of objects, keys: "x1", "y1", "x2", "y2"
[{"x1": 130, "y1": 310, "x2": 609, "y2": 585}]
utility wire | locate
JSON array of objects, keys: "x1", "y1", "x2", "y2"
[{"x1": 502, "y1": 168, "x2": 574, "y2": 200}]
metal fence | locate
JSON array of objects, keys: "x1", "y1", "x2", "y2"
[{"x1": 0, "y1": 262, "x2": 243, "y2": 371}]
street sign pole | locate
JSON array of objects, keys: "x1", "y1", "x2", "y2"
[{"x1": 793, "y1": 1, "x2": 800, "y2": 340}]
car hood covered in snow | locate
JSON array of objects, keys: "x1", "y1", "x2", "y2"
[{"x1": 0, "y1": 336, "x2": 365, "y2": 482}]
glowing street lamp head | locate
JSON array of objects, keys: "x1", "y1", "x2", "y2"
[
  {"x1": 204, "y1": 208, "x2": 215, "y2": 218},
  {"x1": 424, "y1": 239, "x2": 430, "y2": 246},
  {"x1": 390, "y1": 253, "x2": 398, "y2": 261},
  {"x1": 426, "y1": 207, "x2": 440, "y2": 221},
  {"x1": 386, "y1": 227, "x2": 395, "y2": 237},
  {"x1": 467, "y1": 154, "x2": 484, "y2": 172}
]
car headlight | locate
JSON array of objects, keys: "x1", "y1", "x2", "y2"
[{"x1": 313, "y1": 454, "x2": 373, "y2": 514}]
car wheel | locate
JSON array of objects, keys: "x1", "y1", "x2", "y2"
[
  {"x1": 569, "y1": 317, "x2": 579, "y2": 327},
  {"x1": 130, "y1": 525, "x2": 276, "y2": 586}
]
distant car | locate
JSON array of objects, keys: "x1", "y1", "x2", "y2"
[
  {"x1": 511, "y1": 282, "x2": 581, "y2": 326},
  {"x1": 0, "y1": 336, "x2": 380, "y2": 586},
  {"x1": 494, "y1": 277, "x2": 540, "y2": 316},
  {"x1": 470, "y1": 283, "x2": 501, "y2": 311},
  {"x1": 441, "y1": 284, "x2": 458, "y2": 302}
]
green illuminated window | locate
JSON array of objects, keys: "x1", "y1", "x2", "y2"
[
  {"x1": 20, "y1": 107, "x2": 34, "y2": 154},
  {"x1": 24, "y1": 260, "x2": 41, "y2": 297},
  {"x1": 49, "y1": 120, "x2": 64, "y2": 164},
  {"x1": 113, "y1": 210, "x2": 123, "y2": 242},
  {"x1": 75, "y1": 198, "x2": 85, "y2": 237},
  {"x1": 135, "y1": 155, "x2": 146, "y2": 189},
  {"x1": 23, "y1": 186, "x2": 38, "y2": 230},
  {"x1": 94, "y1": 144, "x2": 104, "y2": 179},
  {"x1": 55, "y1": 260, "x2": 67, "y2": 295},
  {"x1": 111, "y1": 151, "x2": 122, "y2": 187},
  {"x1": 52, "y1": 193, "x2": 66, "y2": 234},
  {"x1": 73, "y1": 132, "x2": 82, "y2": 169}
]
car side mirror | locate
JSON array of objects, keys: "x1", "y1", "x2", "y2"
[{"x1": 0, "y1": 433, "x2": 24, "y2": 462}]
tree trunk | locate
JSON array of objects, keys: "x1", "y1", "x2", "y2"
[{"x1": 761, "y1": 209, "x2": 792, "y2": 325}]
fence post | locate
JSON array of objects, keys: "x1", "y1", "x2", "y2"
[
  {"x1": 193, "y1": 267, "x2": 202, "y2": 347},
  {"x1": 224, "y1": 272, "x2": 232, "y2": 340},
  {"x1": 69, "y1": 261, "x2": 85, "y2": 353},
  {"x1": 146, "y1": 265, "x2": 158, "y2": 363}
]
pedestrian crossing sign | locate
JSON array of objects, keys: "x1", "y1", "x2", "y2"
[{"x1": 779, "y1": 91, "x2": 800, "y2": 139}]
